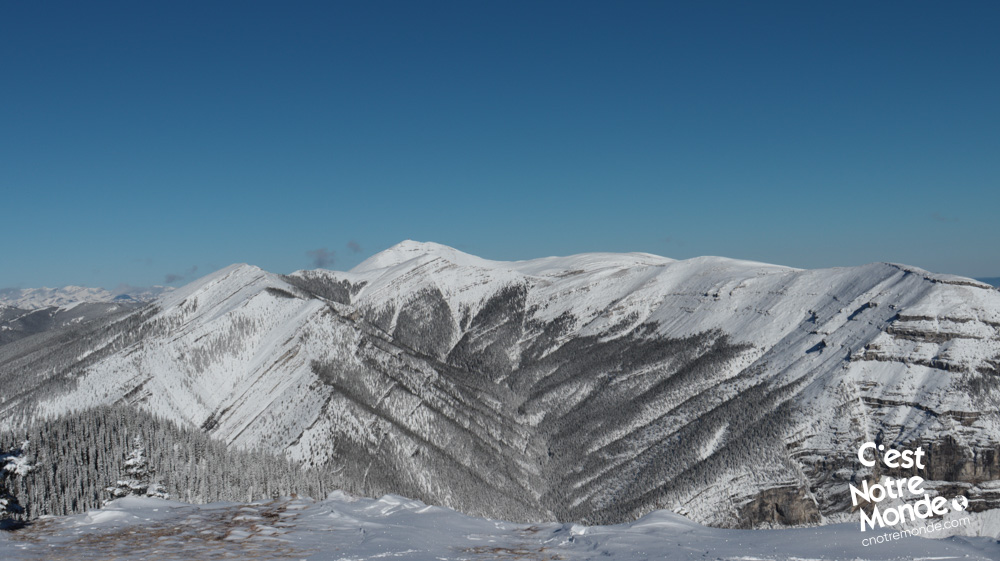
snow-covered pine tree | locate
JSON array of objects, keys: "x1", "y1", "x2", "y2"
[
  {"x1": 1, "y1": 440, "x2": 32, "y2": 528},
  {"x1": 1, "y1": 406, "x2": 335, "y2": 517},
  {"x1": 105, "y1": 436, "x2": 168, "y2": 503}
]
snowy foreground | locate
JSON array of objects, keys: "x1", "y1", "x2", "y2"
[{"x1": 2, "y1": 493, "x2": 999, "y2": 561}]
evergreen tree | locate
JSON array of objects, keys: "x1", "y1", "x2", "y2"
[
  {"x1": 1, "y1": 406, "x2": 336, "y2": 519},
  {"x1": 1, "y1": 440, "x2": 32, "y2": 527},
  {"x1": 105, "y1": 436, "x2": 168, "y2": 503}
]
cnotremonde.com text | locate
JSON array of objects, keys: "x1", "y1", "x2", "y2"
[{"x1": 848, "y1": 442, "x2": 969, "y2": 532}]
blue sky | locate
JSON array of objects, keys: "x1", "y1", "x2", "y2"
[{"x1": 3, "y1": 1, "x2": 998, "y2": 289}]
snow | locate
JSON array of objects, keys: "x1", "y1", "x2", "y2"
[
  {"x1": 2, "y1": 442, "x2": 32, "y2": 478},
  {"x1": 36, "y1": 264, "x2": 333, "y2": 445},
  {"x1": 350, "y1": 240, "x2": 501, "y2": 273},
  {"x1": 19, "y1": 241, "x2": 1000, "y2": 532},
  {"x1": 0, "y1": 285, "x2": 173, "y2": 310},
  {"x1": 2, "y1": 493, "x2": 998, "y2": 560}
]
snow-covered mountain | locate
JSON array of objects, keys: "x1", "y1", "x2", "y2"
[
  {"x1": 0, "y1": 302, "x2": 135, "y2": 346},
  {"x1": 0, "y1": 285, "x2": 173, "y2": 310},
  {"x1": 2, "y1": 241, "x2": 999, "y2": 530},
  {"x1": 0, "y1": 285, "x2": 174, "y2": 346}
]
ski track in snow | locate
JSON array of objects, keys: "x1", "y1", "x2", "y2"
[{"x1": 2, "y1": 494, "x2": 998, "y2": 561}]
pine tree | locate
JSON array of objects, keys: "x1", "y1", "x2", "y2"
[
  {"x1": 1, "y1": 440, "x2": 32, "y2": 527},
  {"x1": 2, "y1": 406, "x2": 336, "y2": 518},
  {"x1": 105, "y1": 436, "x2": 168, "y2": 503}
]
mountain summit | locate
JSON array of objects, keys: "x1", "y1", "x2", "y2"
[{"x1": 2, "y1": 242, "x2": 999, "y2": 530}]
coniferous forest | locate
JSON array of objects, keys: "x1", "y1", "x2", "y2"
[{"x1": 0, "y1": 405, "x2": 337, "y2": 520}]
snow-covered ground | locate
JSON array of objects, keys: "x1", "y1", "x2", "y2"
[{"x1": 2, "y1": 493, "x2": 998, "y2": 561}]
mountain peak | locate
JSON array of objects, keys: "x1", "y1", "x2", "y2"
[
  {"x1": 7, "y1": 242, "x2": 1000, "y2": 534},
  {"x1": 351, "y1": 240, "x2": 491, "y2": 273}
]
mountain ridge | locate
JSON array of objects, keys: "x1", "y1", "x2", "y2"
[{"x1": 2, "y1": 241, "x2": 999, "y2": 531}]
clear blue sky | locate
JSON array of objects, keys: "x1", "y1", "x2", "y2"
[{"x1": 3, "y1": 1, "x2": 998, "y2": 289}]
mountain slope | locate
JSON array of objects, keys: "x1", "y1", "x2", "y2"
[
  {"x1": 0, "y1": 284, "x2": 174, "y2": 346},
  {"x1": 2, "y1": 241, "x2": 999, "y2": 529},
  {"x1": 0, "y1": 302, "x2": 140, "y2": 346}
]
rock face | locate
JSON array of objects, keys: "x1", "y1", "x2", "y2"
[
  {"x1": 2, "y1": 241, "x2": 999, "y2": 529},
  {"x1": 738, "y1": 486, "x2": 824, "y2": 527}
]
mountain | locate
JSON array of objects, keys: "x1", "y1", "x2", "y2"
[
  {"x1": 0, "y1": 285, "x2": 174, "y2": 346},
  {"x1": 0, "y1": 302, "x2": 136, "y2": 346},
  {"x1": 0, "y1": 285, "x2": 173, "y2": 310},
  {"x1": 978, "y1": 277, "x2": 1000, "y2": 288},
  {"x1": 2, "y1": 241, "x2": 999, "y2": 530}
]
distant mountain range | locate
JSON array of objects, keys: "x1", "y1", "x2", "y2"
[
  {"x1": 0, "y1": 285, "x2": 174, "y2": 346},
  {"x1": 2, "y1": 241, "x2": 999, "y2": 532},
  {"x1": 978, "y1": 277, "x2": 1000, "y2": 288},
  {"x1": 0, "y1": 285, "x2": 173, "y2": 310}
]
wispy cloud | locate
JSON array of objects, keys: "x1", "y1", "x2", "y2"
[
  {"x1": 930, "y1": 212, "x2": 959, "y2": 223},
  {"x1": 307, "y1": 248, "x2": 335, "y2": 268},
  {"x1": 347, "y1": 240, "x2": 362, "y2": 254},
  {"x1": 164, "y1": 265, "x2": 199, "y2": 285}
]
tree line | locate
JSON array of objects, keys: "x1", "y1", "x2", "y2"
[{"x1": 0, "y1": 405, "x2": 338, "y2": 521}]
